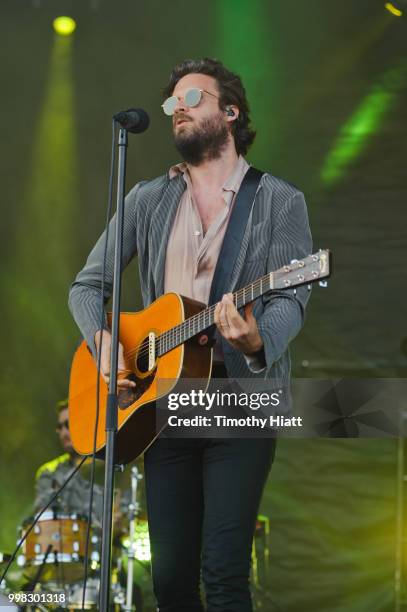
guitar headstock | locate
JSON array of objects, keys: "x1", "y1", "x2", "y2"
[{"x1": 273, "y1": 249, "x2": 332, "y2": 290}]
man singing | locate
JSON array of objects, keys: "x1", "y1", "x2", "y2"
[{"x1": 69, "y1": 58, "x2": 312, "y2": 611}]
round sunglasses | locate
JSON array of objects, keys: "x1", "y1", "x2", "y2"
[
  {"x1": 161, "y1": 88, "x2": 219, "y2": 116},
  {"x1": 56, "y1": 419, "x2": 69, "y2": 431}
]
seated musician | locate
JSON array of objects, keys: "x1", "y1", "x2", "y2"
[{"x1": 34, "y1": 398, "x2": 104, "y2": 526}]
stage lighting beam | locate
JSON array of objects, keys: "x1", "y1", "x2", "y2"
[
  {"x1": 53, "y1": 16, "x2": 77, "y2": 36},
  {"x1": 215, "y1": 0, "x2": 275, "y2": 159},
  {"x1": 320, "y1": 62, "x2": 406, "y2": 187}
]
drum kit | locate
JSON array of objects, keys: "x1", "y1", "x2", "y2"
[
  {"x1": 0, "y1": 465, "x2": 155, "y2": 611},
  {"x1": 0, "y1": 461, "x2": 272, "y2": 611}
]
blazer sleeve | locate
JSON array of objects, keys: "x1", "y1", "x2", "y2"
[
  {"x1": 257, "y1": 191, "x2": 313, "y2": 369},
  {"x1": 68, "y1": 182, "x2": 142, "y2": 354}
]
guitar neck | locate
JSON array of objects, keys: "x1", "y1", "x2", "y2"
[
  {"x1": 157, "y1": 274, "x2": 272, "y2": 356},
  {"x1": 156, "y1": 249, "x2": 331, "y2": 357}
]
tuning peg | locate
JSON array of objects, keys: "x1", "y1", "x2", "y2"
[
  {"x1": 319, "y1": 280, "x2": 328, "y2": 288},
  {"x1": 307, "y1": 284, "x2": 312, "y2": 291},
  {"x1": 293, "y1": 289, "x2": 297, "y2": 295}
]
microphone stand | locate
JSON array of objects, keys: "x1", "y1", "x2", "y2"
[{"x1": 99, "y1": 127, "x2": 128, "y2": 611}]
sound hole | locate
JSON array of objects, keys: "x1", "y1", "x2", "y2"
[
  {"x1": 117, "y1": 336, "x2": 156, "y2": 410},
  {"x1": 136, "y1": 335, "x2": 154, "y2": 374}
]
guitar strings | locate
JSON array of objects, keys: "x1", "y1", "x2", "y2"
[
  {"x1": 123, "y1": 264, "x2": 318, "y2": 363},
  {"x1": 122, "y1": 262, "x2": 317, "y2": 363},
  {"x1": 123, "y1": 263, "x2": 320, "y2": 362},
  {"x1": 122, "y1": 272, "x2": 271, "y2": 361}
]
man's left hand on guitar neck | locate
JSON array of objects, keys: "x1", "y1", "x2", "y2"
[{"x1": 214, "y1": 293, "x2": 264, "y2": 358}]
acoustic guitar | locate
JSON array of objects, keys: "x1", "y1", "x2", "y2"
[{"x1": 69, "y1": 250, "x2": 331, "y2": 464}]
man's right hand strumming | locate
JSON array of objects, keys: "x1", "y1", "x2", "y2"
[{"x1": 94, "y1": 329, "x2": 136, "y2": 389}]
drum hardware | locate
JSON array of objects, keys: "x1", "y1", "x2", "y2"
[
  {"x1": 4, "y1": 459, "x2": 151, "y2": 611},
  {"x1": 68, "y1": 577, "x2": 100, "y2": 610},
  {"x1": 123, "y1": 465, "x2": 143, "y2": 612},
  {"x1": 25, "y1": 544, "x2": 53, "y2": 593},
  {"x1": 0, "y1": 553, "x2": 12, "y2": 565}
]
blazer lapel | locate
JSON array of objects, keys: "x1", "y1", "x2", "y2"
[{"x1": 152, "y1": 174, "x2": 186, "y2": 297}]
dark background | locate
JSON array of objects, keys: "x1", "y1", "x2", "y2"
[{"x1": 1, "y1": 1, "x2": 406, "y2": 610}]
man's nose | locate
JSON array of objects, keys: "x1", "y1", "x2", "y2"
[{"x1": 174, "y1": 96, "x2": 187, "y2": 114}]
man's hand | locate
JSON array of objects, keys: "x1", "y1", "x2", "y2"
[
  {"x1": 214, "y1": 293, "x2": 264, "y2": 355},
  {"x1": 94, "y1": 329, "x2": 136, "y2": 389}
]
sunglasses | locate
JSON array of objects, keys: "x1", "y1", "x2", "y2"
[
  {"x1": 161, "y1": 88, "x2": 219, "y2": 116},
  {"x1": 56, "y1": 419, "x2": 69, "y2": 431}
]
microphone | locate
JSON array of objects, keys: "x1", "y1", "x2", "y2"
[{"x1": 113, "y1": 108, "x2": 150, "y2": 133}]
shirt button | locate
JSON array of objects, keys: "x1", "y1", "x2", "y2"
[{"x1": 194, "y1": 230, "x2": 201, "y2": 236}]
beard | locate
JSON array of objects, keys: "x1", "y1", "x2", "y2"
[{"x1": 174, "y1": 113, "x2": 229, "y2": 166}]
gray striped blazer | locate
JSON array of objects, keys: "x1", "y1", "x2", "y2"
[{"x1": 68, "y1": 171, "x2": 312, "y2": 385}]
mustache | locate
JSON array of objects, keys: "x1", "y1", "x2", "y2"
[{"x1": 173, "y1": 113, "x2": 193, "y2": 124}]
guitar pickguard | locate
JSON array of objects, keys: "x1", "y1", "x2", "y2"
[{"x1": 117, "y1": 370, "x2": 156, "y2": 410}]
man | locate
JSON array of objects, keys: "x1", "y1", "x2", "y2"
[
  {"x1": 34, "y1": 399, "x2": 104, "y2": 524},
  {"x1": 69, "y1": 58, "x2": 312, "y2": 611}
]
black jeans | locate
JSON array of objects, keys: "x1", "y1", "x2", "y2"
[{"x1": 144, "y1": 434, "x2": 276, "y2": 611}]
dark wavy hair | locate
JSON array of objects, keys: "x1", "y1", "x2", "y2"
[{"x1": 162, "y1": 58, "x2": 256, "y2": 156}]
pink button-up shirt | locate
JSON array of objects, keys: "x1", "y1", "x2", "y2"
[
  {"x1": 164, "y1": 155, "x2": 265, "y2": 372},
  {"x1": 164, "y1": 155, "x2": 250, "y2": 305},
  {"x1": 163, "y1": 155, "x2": 250, "y2": 363}
]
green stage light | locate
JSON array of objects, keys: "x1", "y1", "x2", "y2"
[
  {"x1": 53, "y1": 16, "x2": 76, "y2": 36},
  {"x1": 215, "y1": 0, "x2": 274, "y2": 160},
  {"x1": 321, "y1": 62, "x2": 406, "y2": 187}
]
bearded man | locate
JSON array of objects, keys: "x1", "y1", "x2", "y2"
[{"x1": 69, "y1": 58, "x2": 312, "y2": 611}]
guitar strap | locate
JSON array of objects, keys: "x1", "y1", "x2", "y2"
[{"x1": 207, "y1": 166, "x2": 264, "y2": 338}]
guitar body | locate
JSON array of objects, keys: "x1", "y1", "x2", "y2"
[
  {"x1": 68, "y1": 293, "x2": 212, "y2": 464},
  {"x1": 68, "y1": 250, "x2": 331, "y2": 465}
]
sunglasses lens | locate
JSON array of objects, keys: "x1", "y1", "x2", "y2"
[
  {"x1": 184, "y1": 88, "x2": 202, "y2": 108},
  {"x1": 162, "y1": 96, "x2": 178, "y2": 116}
]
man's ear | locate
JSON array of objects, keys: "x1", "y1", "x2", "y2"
[{"x1": 225, "y1": 105, "x2": 239, "y2": 121}]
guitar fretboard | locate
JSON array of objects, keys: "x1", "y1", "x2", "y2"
[
  {"x1": 155, "y1": 250, "x2": 329, "y2": 357},
  {"x1": 157, "y1": 273, "x2": 274, "y2": 356}
]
